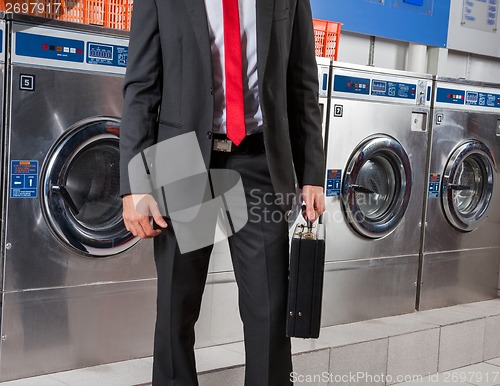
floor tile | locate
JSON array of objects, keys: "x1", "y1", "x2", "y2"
[
  {"x1": 441, "y1": 362, "x2": 500, "y2": 386},
  {"x1": 314, "y1": 321, "x2": 389, "y2": 349},
  {"x1": 451, "y1": 300, "x2": 500, "y2": 318},
  {"x1": 355, "y1": 313, "x2": 437, "y2": 338},
  {"x1": 405, "y1": 307, "x2": 482, "y2": 326},
  {"x1": 484, "y1": 316, "x2": 500, "y2": 360},
  {"x1": 292, "y1": 349, "x2": 330, "y2": 386},
  {"x1": 292, "y1": 337, "x2": 333, "y2": 354},
  {"x1": 198, "y1": 366, "x2": 245, "y2": 386},
  {"x1": 195, "y1": 345, "x2": 245, "y2": 373},
  {"x1": 49, "y1": 358, "x2": 152, "y2": 386},
  {"x1": 0, "y1": 375, "x2": 68, "y2": 386},
  {"x1": 438, "y1": 319, "x2": 486, "y2": 372},
  {"x1": 386, "y1": 329, "x2": 440, "y2": 385},
  {"x1": 486, "y1": 357, "x2": 500, "y2": 367},
  {"x1": 329, "y1": 338, "x2": 388, "y2": 386}
]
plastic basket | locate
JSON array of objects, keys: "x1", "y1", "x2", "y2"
[
  {"x1": 0, "y1": 0, "x2": 105, "y2": 25},
  {"x1": 105, "y1": 0, "x2": 132, "y2": 30},
  {"x1": 313, "y1": 19, "x2": 341, "y2": 61}
]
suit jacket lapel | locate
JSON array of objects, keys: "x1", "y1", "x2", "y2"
[
  {"x1": 184, "y1": 0, "x2": 213, "y2": 85},
  {"x1": 256, "y1": 0, "x2": 274, "y2": 90}
]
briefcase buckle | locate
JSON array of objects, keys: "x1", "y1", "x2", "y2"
[{"x1": 295, "y1": 224, "x2": 316, "y2": 240}]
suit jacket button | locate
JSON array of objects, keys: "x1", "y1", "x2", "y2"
[{"x1": 207, "y1": 131, "x2": 213, "y2": 140}]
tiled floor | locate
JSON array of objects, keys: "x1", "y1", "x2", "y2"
[{"x1": 2, "y1": 299, "x2": 500, "y2": 385}]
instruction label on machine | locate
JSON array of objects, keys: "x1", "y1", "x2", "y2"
[
  {"x1": 326, "y1": 169, "x2": 342, "y2": 197},
  {"x1": 427, "y1": 173, "x2": 441, "y2": 198},
  {"x1": 10, "y1": 160, "x2": 38, "y2": 198}
]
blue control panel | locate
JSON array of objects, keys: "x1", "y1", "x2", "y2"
[
  {"x1": 371, "y1": 79, "x2": 416, "y2": 100},
  {"x1": 334, "y1": 75, "x2": 370, "y2": 95},
  {"x1": 326, "y1": 169, "x2": 342, "y2": 197},
  {"x1": 87, "y1": 42, "x2": 128, "y2": 68},
  {"x1": 436, "y1": 88, "x2": 466, "y2": 105},
  {"x1": 10, "y1": 160, "x2": 38, "y2": 198},
  {"x1": 16, "y1": 32, "x2": 84, "y2": 63},
  {"x1": 436, "y1": 87, "x2": 500, "y2": 108},
  {"x1": 465, "y1": 91, "x2": 500, "y2": 108},
  {"x1": 334, "y1": 75, "x2": 417, "y2": 100},
  {"x1": 428, "y1": 173, "x2": 441, "y2": 199},
  {"x1": 0, "y1": 30, "x2": 3, "y2": 54},
  {"x1": 14, "y1": 31, "x2": 128, "y2": 69}
]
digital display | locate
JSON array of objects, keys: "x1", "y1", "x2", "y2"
[
  {"x1": 466, "y1": 92, "x2": 479, "y2": 104},
  {"x1": 372, "y1": 80, "x2": 387, "y2": 93}
]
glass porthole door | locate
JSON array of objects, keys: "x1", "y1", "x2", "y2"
[
  {"x1": 441, "y1": 140, "x2": 495, "y2": 232},
  {"x1": 342, "y1": 135, "x2": 412, "y2": 238},
  {"x1": 41, "y1": 117, "x2": 138, "y2": 256}
]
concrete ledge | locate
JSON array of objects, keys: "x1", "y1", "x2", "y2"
[
  {"x1": 2, "y1": 299, "x2": 500, "y2": 386},
  {"x1": 198, "y1": 299, "x2": 500, "y2": 386}
]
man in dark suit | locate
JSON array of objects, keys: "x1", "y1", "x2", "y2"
[{"x1": 120, "y1": 0, "x2": 325, "y2": 384}]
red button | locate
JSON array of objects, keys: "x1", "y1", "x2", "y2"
[
  {"x1": 76, "y1": 48, "x2": 83, "y2": 55},
  {"x1": 42, "y1": 44, "x2": 48, "y2": 50}
]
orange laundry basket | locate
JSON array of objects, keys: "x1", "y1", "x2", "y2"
[
  {"x1": 313, "y1": 19, "x2": 341, "y2": 61},
  {"x1": 0, "y1": 0, "x2": 105, "y2": 25},
  {"x1": 104, "y1": 0, "x2": 132, "y2": 30}
]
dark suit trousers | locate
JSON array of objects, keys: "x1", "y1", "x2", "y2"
[{"x1": 152, "y1": 150, "x2": 293, "y2": 386}]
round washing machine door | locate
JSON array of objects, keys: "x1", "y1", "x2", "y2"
[
  {"x1": 342, "y1": 135, "x2": 412, "y2": 238},
  {"x1": 41, "y1": 117, "x2": 139, "y2": 257},
  {"x1": 441, "y1": 140, "x2": 495, "y2": 232}
]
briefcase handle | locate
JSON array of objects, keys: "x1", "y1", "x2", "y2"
[{"x1": 301, "y1": 205, "x2": 322, "y2": 228}]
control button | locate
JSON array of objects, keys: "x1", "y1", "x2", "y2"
[{"x1": 207, "y1": 131, "x2": 213, "y2": 140}]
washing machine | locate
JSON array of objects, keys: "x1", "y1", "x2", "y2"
[
  {"x1": 322, "y1": 62, "x2": 432, "y2": 325},
  {"x1": 418, "y1": 78, "x2": 500, "y2": 310},
  {"x1": 0, "y1": 15, "x2": 156, "y2": 381}
]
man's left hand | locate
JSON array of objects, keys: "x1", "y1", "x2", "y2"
[{"x1": 302, "y1": 185, "x2": 325, "y2": 222}]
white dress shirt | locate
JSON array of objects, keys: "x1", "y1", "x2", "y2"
[{"x1": 204, "y1": 0, "x2": 264, "y2": 135}]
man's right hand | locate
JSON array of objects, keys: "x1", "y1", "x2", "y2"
[{"x1": 122, "y1": 194, "x2": 168, "y2": 239}]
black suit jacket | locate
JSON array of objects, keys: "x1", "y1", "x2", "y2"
[{"x1": 119, "y1": 0, "x2": 325, "y2": 211}]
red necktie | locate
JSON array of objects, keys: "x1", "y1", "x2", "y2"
[{"x1": 222, "y1": 0, "x2": 246, "y2": 146}]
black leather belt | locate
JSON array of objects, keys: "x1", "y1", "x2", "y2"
[{"x1": 212, "y1": 132, "x2": 265, "y2": 154}]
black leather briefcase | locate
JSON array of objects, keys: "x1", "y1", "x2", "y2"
[{"x1": 286, "y1": 221, "x2": 326, "y2": 339}]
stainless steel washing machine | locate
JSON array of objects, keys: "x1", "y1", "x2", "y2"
[
  {"x1": 0, "y1": 15, "x2": 156, "y2": 381},
  {"x1": 322, "y1": 62, "x2": 432, "y2": 325},
  {"x1": 418, "y1": 78, "x2": 500, "y2": 310}
]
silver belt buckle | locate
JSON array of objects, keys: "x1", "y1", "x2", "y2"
[{"x1": 213, "y1": 138, "x2": 234, "y2": 152}]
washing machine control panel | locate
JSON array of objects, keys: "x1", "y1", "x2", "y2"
[
  {"x1": 11, "y1": 23, "x2": 128, "y2": 75},
  {"x1": 435, "y1": 83, "x2": 500, "y2": 112},
  {"x1": 331, "y1": 69, "x2": 431, "y2": 107}
]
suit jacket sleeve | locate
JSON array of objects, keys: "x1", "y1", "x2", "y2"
[
  {"x1": 119, "y1": 0, "x2": 162, "y2": 196},
  {"x1": 287, "y1": 0, "x2": 325, "y2": 188}
]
